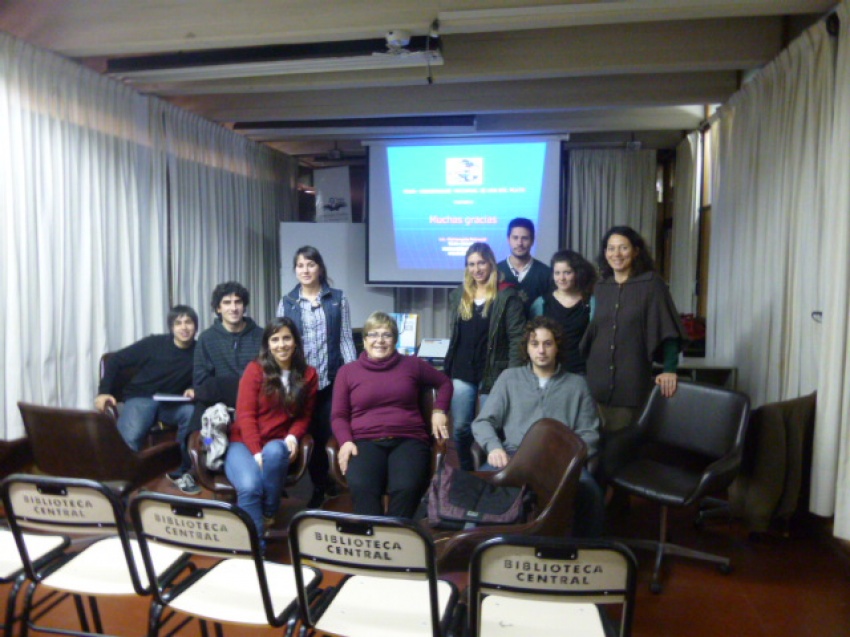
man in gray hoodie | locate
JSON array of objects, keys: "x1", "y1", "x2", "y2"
[{"x1": 472, "y1": 315, "x2": 604, "y2": 536}]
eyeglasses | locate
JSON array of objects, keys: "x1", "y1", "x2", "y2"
[{"x1": 366, "y1": 331, "x2": 394, "y2": 341}]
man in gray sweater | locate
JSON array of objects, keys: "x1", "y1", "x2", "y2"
[{"x1": 472, "y1": 315, "x2": 604, "y2": 536}]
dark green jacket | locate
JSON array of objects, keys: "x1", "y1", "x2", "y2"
[{"x1": 444, "y1": 283, "x2": 526, "y2": 394}]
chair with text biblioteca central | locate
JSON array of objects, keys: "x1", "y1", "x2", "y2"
[
  {"x1": 467, "y1": 535, "x2": 637, "y2": 637},
  {"x1": 289, "y1": 510, "x2": 459, "y2": 637},
  {"x1": 1, "y1": 474, "x2": 191, "y2": 637},
  {"x1": 131, "y1": 491, "x2": 322, "y2": 636}
]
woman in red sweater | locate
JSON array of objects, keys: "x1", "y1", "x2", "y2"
[
  {"x1": 332, "y1": 311, "x2": 453, "y2": 518},
  {"x1": 225, "y1": 317, "x2": 317, "y2": 535}
]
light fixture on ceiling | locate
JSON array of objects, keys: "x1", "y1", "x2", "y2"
[
  {"x1": 233, "y1": 115, "x2": 478, "y2": 140},
  {"x1": 106, "y1": 34, "x2": 443, "y2": 83}
]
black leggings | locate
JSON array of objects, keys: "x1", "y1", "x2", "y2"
[
  {"x1": 308, "y1": 385, "x2": 334, "y2": 490},
  {"x1": 346, "y1": 438, "x2": 432, "y2": 518}
]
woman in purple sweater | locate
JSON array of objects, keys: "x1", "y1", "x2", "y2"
[{"x1": 331, "y1": 311, "x2": 453, "y2": 517}]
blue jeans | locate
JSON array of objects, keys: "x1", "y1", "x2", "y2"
[
  {"x1": 224, "y1": 440, "x2": 291, "y2": 536},
  {"x1": 117, "y1": 397, "x2": 195, "y2": 472},
  {"x1": 451, "y1": 379, "x2": 488, "y2": 471}
]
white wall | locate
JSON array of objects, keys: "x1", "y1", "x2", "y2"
[{"x1": 279, "y1": 222, "x2": 394, "y2": 327}]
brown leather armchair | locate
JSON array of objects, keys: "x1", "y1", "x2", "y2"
[
  {"x1": 0, "y1": 437, "x2": 33, "y2": 478},
  {"x1": 17, "y1": 401, "x2": 180, "y2": 497},
  {"x1": 188, "y1": 430, "x2": 314, "y2": 501},
  {"x1": 427, "y1": 418, "x2": 587, "y2": 572}
]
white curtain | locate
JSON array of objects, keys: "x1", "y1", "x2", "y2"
[
  {"x1": 0, "y1": 33, "x2": 294, "y2": 439},
  {"x1": 0, "y1": 33, "x2": 169, "y2": 438},
  {"x1": 706, "y1": 22, "x2": 832, "y2": 408},
  {"x1": 163, "y1": 106, "x2": 290, "y2": 329},
  {"x1": 566, "y1": 149, "x2": 658, "y2": 261},
  {"x1": 669, "y1": 133, "x2": 701, "y2": 314},
  {"x1": 812, "y1": 2, "x2": 850, "y2": 538},
  {"x1": 706, "y1": 15, "x2": 850, "y2": 537}
]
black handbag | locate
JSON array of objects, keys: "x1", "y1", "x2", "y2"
[{"x1": 426, "y1": 458, "x2": 530, "y2": 530}]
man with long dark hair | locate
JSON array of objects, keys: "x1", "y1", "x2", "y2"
[{"x1": 472, "y1": 316, "x2": 604, "y2": 536}]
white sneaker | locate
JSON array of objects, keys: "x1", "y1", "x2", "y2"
[{"x1": 168, "y1": 472, "x2": 201, "y2": 496}]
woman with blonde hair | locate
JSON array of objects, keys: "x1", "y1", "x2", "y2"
[{"x1": 443, "y1": 242, "x2": 525, "y2": 470}]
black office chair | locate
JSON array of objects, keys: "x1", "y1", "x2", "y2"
[{"x1": 606, "y1": 382, "x2": 750, "y2": 593}]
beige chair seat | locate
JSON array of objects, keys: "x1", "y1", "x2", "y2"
[
  {"x1": 42, "y1": 536, "x2": 185, "y2": 596},
  {"x1": 167, "y1": 559, "x2": 316, "y2": 626},
  {"x1": 316, "y1": 575, "x2": 456, "y2": 637},
  {"x1": 0, "y1": 529, "x2": 66, "y2": 579},
  {"x1": 480, "y1": 596, "x2": 604, "y2": 637}
]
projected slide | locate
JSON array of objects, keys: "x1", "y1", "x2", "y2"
[
  {"x1": 387, "y1": 143, "x2": 546, "y2": 269},
  {"x1": 368, "y1": 137, "x2": 561, "y2": 285}
]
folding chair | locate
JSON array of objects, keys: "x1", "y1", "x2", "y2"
[
  {"x1": 289, "y1": 511, "x2": 458, "y2": 637},
  {"x1": 0, "y1": 474, "x2": 191, "y2": 637},
  {"x1": 0, "y1": 527, "x2": 67, "y2": 635},
  {"x1": 1, "y1": 438, "x2": 69, "y2": 636},
  {"x1": 130, "y1": 492, "x2": 322, "y2": 636},
  {"x1": 468, "y1": 536, "x2": 637, "y2": 637}
]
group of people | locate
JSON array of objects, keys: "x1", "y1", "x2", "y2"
[
  {"x1": 448, "y1": 219, "x2": 686, "y2": 536},
  {"x1": 97, "y1": 246, "x2": 355, "y2": 535},
  {"x1": 96, "y1": 218, "x2": 686, "y2": 540}
]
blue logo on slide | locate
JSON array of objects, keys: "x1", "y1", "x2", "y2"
[
  {"x1": 447, "y1": 158, "x2": 483, "y2": 185},
  {"x1": 387, "y1": 142, "x2": 546, "y2": 270}
]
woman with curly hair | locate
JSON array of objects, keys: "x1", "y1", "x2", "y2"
[
  {"x1": 225, "y1": 317, "x2": 318, "y2": 535},
  {"x1": 580, "y1": 226, "x2": 686, "y2": 434},
  {"x1": 530, "y1": 249, "x2": 597, "y2": 374}
]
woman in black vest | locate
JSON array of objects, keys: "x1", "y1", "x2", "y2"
[{"x1": 277, "y1": 245, "x2": 356, "y2": 506}]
